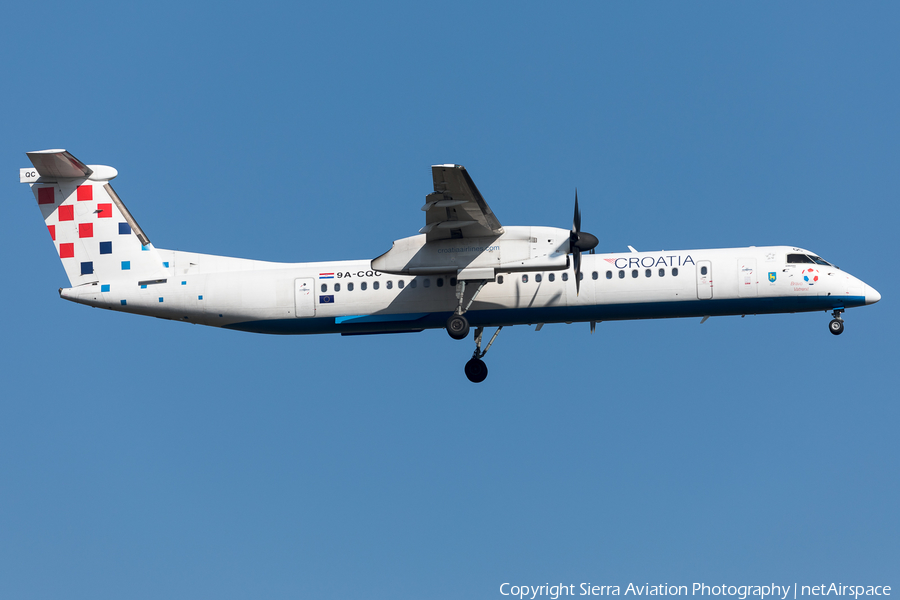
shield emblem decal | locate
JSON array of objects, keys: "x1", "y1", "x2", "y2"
[{"x1": 768, "y1": 272, "x2": 777, "y2": 283}]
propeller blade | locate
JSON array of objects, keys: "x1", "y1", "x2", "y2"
[
  {"x1": 573, "y1": 249, "x2": 581, "y2": 295},
  {"x1": 572, "y1": 189, "x2": 581, "y2": 233}
]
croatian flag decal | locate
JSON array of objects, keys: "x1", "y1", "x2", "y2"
[{"x1": 319, "y1": 272, "x2": 334, "y2": 279}]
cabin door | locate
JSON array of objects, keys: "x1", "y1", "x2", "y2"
[
  {"x1": 294, "y1": 278, "x2": 316, "y2": 317},
  {"x1": 696, "y1": 260, "x2": 713, "y2": 300}
]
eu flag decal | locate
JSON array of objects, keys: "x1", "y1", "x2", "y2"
[
  {"x1": 319, "y1": 295, "x2": 335, "y2": 304},
  {"x1": 768, "y1": 272, "x2": 777, "y2": 282}
]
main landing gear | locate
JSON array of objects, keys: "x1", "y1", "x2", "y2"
[
  {"x1": 464, "y1": 326, "x2": 503, "y2": 383},
  {"x1": 443, "y1": 278, "x2": 501, "y2": 382},
  {"x1": 446, "y1": 279, "x2": 488, "y2": 340},
  {"x1": 829, "y1": 308, "x2": 845, "y2": 336}
]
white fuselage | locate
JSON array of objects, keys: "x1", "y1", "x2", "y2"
[{"x1": 60, "y1": 237, "x2": 879, "y2": 336}]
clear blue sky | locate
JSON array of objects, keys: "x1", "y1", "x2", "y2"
[{"x1": 1, "y1": 2, "x2": 897, "y2": 598}]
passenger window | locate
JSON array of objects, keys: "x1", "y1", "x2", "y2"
[
  {"x1": 562, "y1": 272, "x2": 569, "y2": 281},
  {"x1": 672, "y1": 268, "x2": 679, "y2": 276},
  {"x1": 535, "y1": 274, "x2": 542, "y2": 283},
  {"x1": 321, "y1": 284, "x2": 327, "y2": 292},
  {"x1": 399, "y1": 280, "x2": 405, "y2": 289},
  {"x1": 373, "y1": 281, "x2": 379, "y2": 290},
  {"x1": 548, "y1": 273, "x2": 555, "y2": 282},
  {"x1": 498, "y1": 275, "x2": 504, "y2": 284},
  {"x1": 658, "y1": 268, "x2": 665, "y2": 277},
  {"x1": 592, "y1": 271, "x2": 598, "y2": 280},
  {"x1": 578, "y1": 272, "x2": 583, "y2": 280},
  {"x1": 409, "y1": 279, "x2": 417, "y2": 288},
  {"x1": 348, "y1": 282, "x2": 354, "y2": 291},
  {"x1": 645, "y1": 269, "x2": 651, "y2": 278},
  {"x1": 450, "y1": 278, "x2": 457, "y2": 286},
  {"x1": 423, "y1": 278, "x2": 430, "y2": 288},
  {"x1": 335, "y1": 283, "x2": 341, "y2": 292},
  {"x1": 522, "y1": 274, "x2": 529, "y2": 283},
  {"x1": 361, "y1": 281, "x2": 367, "y2": 291},
  {"x1": 632, "y1": 270, "x2": 638, "y2": 278},
  {"x1": 618, "y1": 270, "x2": 625, "y2": 279},
  {"x1": 387, "y1": 280, "x2": 393, "y2": 289},
  {"x1": 437, "y1": 278, "x2": 444, "y2": 287},
  {"x1": 700, "y1": 266, "x2": 708, "y2": 275},
  {"x1": 606, "y1": 271, "x2": 613, "y2": 280}
]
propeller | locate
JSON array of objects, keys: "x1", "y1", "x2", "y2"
[{"x1": 569, "y1": 190, "x2": 599, "y2": 295}]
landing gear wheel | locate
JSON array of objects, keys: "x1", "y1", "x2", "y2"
[
  {"x1": 465, "y1": 358, "x2": 488, "y2": 383},
  {"x1": 829, "y1": 318, "x2": 844, "y2": 336},
  {"x1": 446, "y1": 314, "x2": 470, "y2": 340}
]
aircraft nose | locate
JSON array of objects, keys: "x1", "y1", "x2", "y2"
[{"x1": 864, "y1": 284, "x2": 881, "y2": 305}]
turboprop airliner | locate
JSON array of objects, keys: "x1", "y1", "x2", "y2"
[{"x1": 21, "y1": 149, "x2": 881, "y2": 382}]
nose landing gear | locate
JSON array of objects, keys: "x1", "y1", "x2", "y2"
[
  {"x1": 465, "y1": 326, "x2": 503, "y2": 383},
  {"x1": 829, "y1": 308, "x2": 844, "y2": 335}
]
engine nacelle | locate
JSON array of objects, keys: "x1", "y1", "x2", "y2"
[{"x1": 371, "y1": 226, "x2": 571, "y2": 277}]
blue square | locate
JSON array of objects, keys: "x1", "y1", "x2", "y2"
[
  {"x1": 99, "y1": 241, "x2": 112, "y2": 255},
  {"x1": 159, "y1": 297, "x2": 164, "y2": 303},
  {"x1": 141, "y1": 284, "x2": 147, "y2": 289},
  {"x1": 121, "y1": 261, "x2": 130, "y2": 270},
  {"x1": 198, "y1": 295, "x2": 203, "y2": 300},
  {"x1": 141, "y1": 245, "x2": 149, "y2": 252},
  {"x1": 120, "y1": 299, "x2": 127, "y2": 305},
  {"x1": 163, "y1": 261, "x2": 169, "y2": 268},
  {"x1": 118, "y1": 222, "x2": 131, "y2": 235},
  {"x1": 101, "y1": 284, "x2": 110, "y2": 292},
  {"x1": 81, "y1": 261, "x2": 93, "y2": 275},
  {"x1": 181, "y1": 281, "x2": 186, "y2": 285}
]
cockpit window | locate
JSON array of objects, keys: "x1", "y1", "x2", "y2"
[{"x1": 787, "y1": 253, "x2": 833, "y2": 266}]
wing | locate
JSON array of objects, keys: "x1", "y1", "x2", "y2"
[{"x1": 419, "y1": 164, "x2": 504, "y2": 241}]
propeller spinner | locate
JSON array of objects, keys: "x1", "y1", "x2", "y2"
[{"x1": 569, "y1": 190, "x2": 599, "y2": 295}]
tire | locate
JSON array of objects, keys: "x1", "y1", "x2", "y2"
[
  {"x1": 446, "y1": 314, "x2": 470, "y2": 340},
  {"x1": 829, "y1": 319, "x2": 844, "y2": 335},
  {"x1": 465, "y1": 358, "x2": 488, "y2": 383}
]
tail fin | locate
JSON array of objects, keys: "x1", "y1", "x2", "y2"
[{"x1": 22, "y1": 150, "x2": 167, "y2": 288}]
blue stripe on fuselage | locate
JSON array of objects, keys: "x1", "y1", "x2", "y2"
[{"x1": 223, "y1": 295, "x2": 866, "y2": 335}]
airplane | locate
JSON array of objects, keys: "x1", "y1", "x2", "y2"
[{"x1": 21, "y1": 149, "x2": 881, "y2": 382}]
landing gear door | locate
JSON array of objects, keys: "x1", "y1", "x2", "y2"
[
  {"x1": 294, "y1": 278, "x2": 315, "y2": 317},
  {"x1": 738, "y1": 258, "x2": 758, "y2": 297},
  {"x1": 697, "y1": 260, "x2": 713, "y2": 300}
]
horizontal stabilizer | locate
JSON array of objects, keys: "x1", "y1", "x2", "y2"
[{"x1": 26, "y1": 149, "x2": 93, "y2": 179}]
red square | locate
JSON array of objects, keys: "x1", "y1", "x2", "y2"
[
  {"x1": 60, "y1": 243, "x2": 74, "y2": 258},
  {"x1": 48, "y1": 225, "x2": 55, "y2": 241},
  {"x1": 79, "y1": 223, "x2": 93, "y2": 238},
  {"x1": 58, "y1": 205, "x2": 74, "y2": 221},
  {"x1": 38, "y1": 187, "x2": 55, "y2": 205},
  {"x1": 77, "y1": 185, "x2": 93, "y2": 201},
  {"x1": 97, "y1": 203, "x2": 112, "y2": 218}
]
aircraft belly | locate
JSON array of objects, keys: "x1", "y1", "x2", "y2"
[{"x1": 222, "y1": 294, "x2": 867, "y2": 335}]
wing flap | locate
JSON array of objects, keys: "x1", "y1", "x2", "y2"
[{"x1": 423, "y1": 164, "x2": 503, "y2": 241}]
